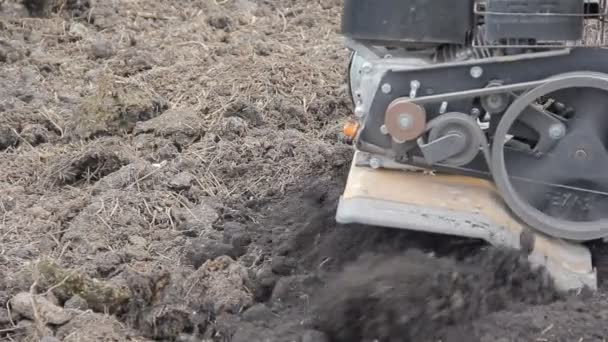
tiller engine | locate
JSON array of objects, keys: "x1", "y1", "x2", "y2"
[{"x1": 336, "y1": 0, "x2": 608, "y2": 291}]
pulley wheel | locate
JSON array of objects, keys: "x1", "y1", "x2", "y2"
[
  {"x1": 384, "y1": 98, "x2": 426, "y2": 143},
  {"x1": 492, "y1": 72, "x2": 608, "y2": 241},
  {"x1": 428, "y1": 112, "x2": 482, "y2": 166}
]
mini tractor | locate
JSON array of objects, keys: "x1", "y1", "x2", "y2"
[{"x1": 336, "y1": 0, "x2": 608, "y2": 291}]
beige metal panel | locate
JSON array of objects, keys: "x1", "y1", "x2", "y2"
[{"x1": 343, "y1": 154, "x2": 525, "y2": 238}]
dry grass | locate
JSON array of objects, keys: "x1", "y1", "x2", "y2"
[{"x1": 0, "y1": 0, "x2": 350, "y2": 339}]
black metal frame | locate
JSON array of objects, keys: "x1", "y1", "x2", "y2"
[{"x1": 358, "y1": 48, "x2": 608, "y2": 174}]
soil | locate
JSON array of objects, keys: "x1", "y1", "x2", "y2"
[{"x1": 1, "y1": 0, "x2": 608, "y2": 341}]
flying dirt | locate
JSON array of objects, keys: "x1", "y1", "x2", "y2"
[{"x1": 1, "y1": 0, "x2": 608, "y2": 342}]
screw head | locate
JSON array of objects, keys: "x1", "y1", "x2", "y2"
[
  {"x1": 549, "y1": 123, "x2": 566, "y2": 140},
  {"x1": 381, "y1": 83, "x2": 392, "y2": 94},
  {"x1": 470, "y1": 66, "x2": 483, "y2": 79},
  {"x1": 362, "y1": 62, "x2": 373, "y2": 73}
]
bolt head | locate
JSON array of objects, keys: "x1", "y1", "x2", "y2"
[
  {"x1": 354, "y1": 106, "x2": 365, "y2": 118},
  {"x1": 369, "y1": 157, "x2": 381, "y2": 169},
  {"x1": 575, "y1": 149, "x2": 588, "y2": 160},
  {"x1": 380, "y1": 125, "x2": 389, "y2": 135},
  {"x1": 381, "y1": 83, "x2": 392, "y2": 94},
  {"x1": 470, "y1": 66, "x2": 483, "y2": 79},
  {"x1": 362, "y1": 62, "x2": 373, "y2": 73},
  {"x1": 549, "y1": 124, "x2": 566, "y2": 139},
  {"x1": 398, "y1": 113, "x2": 412, "y2": 129}
]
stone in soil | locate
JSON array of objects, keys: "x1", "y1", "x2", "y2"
[
  {"x1": 64, "y1": 295, "x2": 88, "y2": 311},
  {"x1": 10, "y1": 292, "x2": 72, "y2": 325},
  {"x1": 169, "y1": 172, "x2": 195, "y2": 190}
]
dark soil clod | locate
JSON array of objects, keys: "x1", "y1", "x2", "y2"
[
  {"x1": 22, "y1": 0, "x2": 49, "y2": 16},
  {"x1": 182, "y1": 238, "x2": 237, "y2": 269},
  {"x1": 313, "y1": 249, "x2": 560, "y2": 342},
  {"x1": 0, "y1": 126, "x2": 19, "y2": 150},
  {"x1": 47, "y1": 147, "x2": 124, "y2": 185}
]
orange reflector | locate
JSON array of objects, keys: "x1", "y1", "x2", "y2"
[{"x1": 343, "y1": 120, "x2": 360, "y2": 139}]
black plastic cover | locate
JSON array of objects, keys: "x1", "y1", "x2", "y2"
[
  {"x1": 341, "y1": 0, "x2": 475, "y2": 46},
  {"x1": 484, "y1": 0, "x2": 585, "y2": 41}
]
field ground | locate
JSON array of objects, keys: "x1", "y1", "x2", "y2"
[{"x1": 2, "y1": 0, "x2": 608, "y2": 341}]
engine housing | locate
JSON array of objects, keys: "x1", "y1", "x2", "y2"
[{"x1": 341, "y1": 0, "x2": 475, "y2": 47}]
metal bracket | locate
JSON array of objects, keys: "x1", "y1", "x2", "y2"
[{"x1": 417, "y1": 133, "x2": 467, "y2": 165}]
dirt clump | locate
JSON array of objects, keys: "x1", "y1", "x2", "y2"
[
  {"x1": 90, "y1": 39, "x2": 114, "y2": 59},
  {"x1": 75, "y1": 77, "x2": 168, "y2": 138},
  {"x1": 20, "y1": 124, "x2": 49, "y2": 146},
  {"x1": 0, "y1": 125, "x2": 19, "y2": 150},
  {"x1": 0, "y1": 40, "x2": 24, "y2": 63},
  {"x1": 313, "y1": 249, "x2": 560, "y2": 342},
  {"x1": 190, "y1": 256, "x2": 253, "y2": 315},
  {"x1": 9, "y1": 292, "x2": 72, "y2": 325},
  {"x1": 133, "y1": 108, "x2": 204, "y2": 149},
  {"x1": 22, "y1": 0, "x2": 90, "y2": 18},
  {"x1": 182, "y1": 238, "x2": 236, "y2": 268},
  {"x1": 33, "y1": 260, "x2": 132, "y2": 313},
  {"x1": 45, "y1": 143, "x2": 125, "y2": 185},
  {"x1": 55, "y1": 311, "x2": 137, "y2": 342}
]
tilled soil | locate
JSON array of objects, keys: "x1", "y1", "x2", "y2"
[{"x1": 1, "y1": 0, "x2": 608, "y2": 341}]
